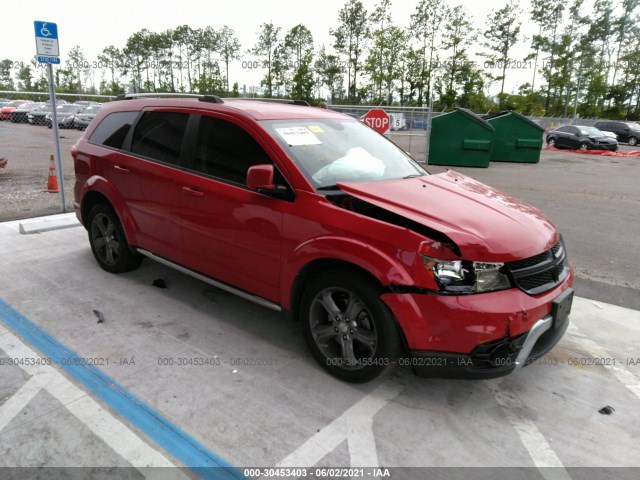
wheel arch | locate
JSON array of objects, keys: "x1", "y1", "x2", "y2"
[
  {"x1": 286, "y1": 257, "x2": 411, "y2": 356},
  {"x1": 80, "y1": 177, "x2": 138, "y2": 245}
]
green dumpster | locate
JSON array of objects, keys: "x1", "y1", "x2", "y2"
[
  {"x1": 484, "y1": 111, "x2": 545, "y2": 163},
  {"x1": 428, "y1": 108, "x2": 494, "y2": 168}
]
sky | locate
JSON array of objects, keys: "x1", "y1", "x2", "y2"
[{"x1": 3, "y1": 0, "x2": 561, "y2": 98}]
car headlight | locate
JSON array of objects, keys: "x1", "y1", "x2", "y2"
[
  {"x1": 45, "y1": 114, "x2": 51, "y2": 119},
  {"x1": 422, "y1": 257, "x2": 511, "y2": 294}
]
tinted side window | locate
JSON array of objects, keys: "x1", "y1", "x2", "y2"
[
  {"x1": 557, "y1": 126, "x2": 573, "y2": 133},
  {"x1": 89, "y1": 111, "x2": 138, "y2": 149},
  {"x1": 131, "y1": 112, "x2": 189, "y2": 165},
  {"x1": 194, "y1": 116, "x2": 272, "y2": 184}
]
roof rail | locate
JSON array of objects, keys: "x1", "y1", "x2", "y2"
[
  {"x1": 115, "y1": 93, "x2": 224, "y2": 104},
  {"x1": 231, "y1": 98, "x2": 310, "y2": 106}
]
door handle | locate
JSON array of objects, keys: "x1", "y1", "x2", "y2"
[
  {"x1": 114, "y1": 165, "x2": 129, "y2": 173},
  {"x1": 182, "y1": 186, "x2": 204, "y2": 197}
]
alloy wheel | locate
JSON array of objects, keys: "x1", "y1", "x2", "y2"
[{"x1": 308, "y1": 287, "x2": 377, "y2": 370}]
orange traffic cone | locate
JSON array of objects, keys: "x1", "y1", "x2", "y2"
[{"x1": 45, "y1": 155, "x2": 59, "y2": 193}]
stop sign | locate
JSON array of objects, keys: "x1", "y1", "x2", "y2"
[{"x1": 362, "y1": 109, "x2": 390, "y2": 134}]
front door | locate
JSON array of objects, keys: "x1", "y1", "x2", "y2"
[{"x1": 178, "y1": 114, "x2": 285, "y2": 302}]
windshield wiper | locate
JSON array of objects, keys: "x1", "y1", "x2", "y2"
[
  {"x1": 403, "y1": 173, "x2": 425, "y2": 179},
  {"x1": 316, "y1": 184, "x2": 341, "y2": 191}
]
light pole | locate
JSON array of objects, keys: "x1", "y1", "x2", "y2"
[{"x1": 572, "y1": 36, "x2": 583, "y2": 125}]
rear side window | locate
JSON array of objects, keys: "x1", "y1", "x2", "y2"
[
  {"x1": 89, "y1": 111, "x2": 138, "y2": 149},
  {"x1": 131, "y1": 111, "x2": 189, "y2": 165},
  {"x1": 194, "y1": 116, "x2": 272, "y2": 184}
]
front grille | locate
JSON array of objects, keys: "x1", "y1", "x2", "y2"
[
  {"x1": 507, "y1": 250, "x2": 552, "y2": 270},
  {"x1": 506, "y1": 238, "x2": 568, "y2": 295}
]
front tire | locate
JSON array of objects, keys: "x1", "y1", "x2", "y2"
[
  {"x1": 301, "y1": 269, "x2": 399, "y2": 383},
  {"x1": 629, "y1": 136, "x2": 638, "y2": 146},
  {"x1": 88, "y1": 203, "x2": 142, "y2": 273},
  {"x1": 547, "y1": 137, "x2": 556, "y2": 147}
]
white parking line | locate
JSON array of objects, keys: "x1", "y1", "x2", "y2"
[
  {"x1": 486, "y1": 379, "x2": 572, "y2": 479},
  {"x1": 0, "y1": 330, "x2": 181, "y2": 472},
  {"x1": 567, "y1": 324, "x2": 640, "y2": 400},
  {"x1": 0, "y1": 369, "x2": 53, "y2": 432},
  {"x1": 274, "y1": 381, "x2": 405, "y2": 469}
]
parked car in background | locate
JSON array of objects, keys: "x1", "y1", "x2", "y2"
[
  {"x1": 29, "y1": 107, "x2": 53, "y2": 125},
  {"x1": 599, "y1": 130, "x2": 617, "y2": 139},
  {"x1": 594, "y1": 120, "x2": 640, "y2": 146},
  {"x1": 546, "y1": 125, "x2": 618, "y2": 151},
  {"x1": 71, "y1": 104, "x2": 102, "y2": 130},
  {"x1": 28, "y1": 105, "x2": 53, "y2": 125},
  {"x1": 0, "y1": 100, "x2": 32, "y2": 120},
  {"x1": 10, "y1": 102, "x2": 45, "y2": 123},
  {"x1": 73, "y1": 93, "x2": 574, "y2": 383},
  {"x1": 45, "y1": 104, "x2": 84, "y2": 128},
  {"x1": 74, "y1": 100, "x2": 101, "y2": 107}
]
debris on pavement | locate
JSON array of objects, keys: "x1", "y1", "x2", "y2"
[
  {"x1": 93, "y1": 309, "x2": 105, "y2": 324},
  {"x1": 152, "y1": 278, "x2": 168, "y2": 289}
]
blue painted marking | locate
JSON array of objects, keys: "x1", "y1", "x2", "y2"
[{"x1": 0, "y1": 298, "x2": 246, "y2": 480}]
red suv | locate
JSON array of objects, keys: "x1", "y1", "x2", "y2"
[{"x1": 73, "y1": 94, "x2": 574, "y2": 383}]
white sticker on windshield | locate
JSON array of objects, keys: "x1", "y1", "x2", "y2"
[{"x1": 276, "y1": 127, "x2": 322, "y2": 146}]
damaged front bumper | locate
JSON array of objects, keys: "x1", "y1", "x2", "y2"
[
  {"x1": 382, "y1": 272, "x2": 574, "y2": 379},
  {"x1": 408, "y1": 309, "x2": 570, "y2": 379}
]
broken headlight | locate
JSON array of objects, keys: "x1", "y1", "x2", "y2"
[{"x1": 422, "y1": 257, "x2": 511, "y2": 294}]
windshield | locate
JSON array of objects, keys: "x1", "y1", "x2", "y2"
[
  {"x1": 626, "y1": 123, "x2": 640, "y2": 131},
  {"x1": 579, "y1": 127, "x2": 604, "y2": 137},
  {"x1": 265, "y1": 119, "x2": 426, "y2": 189},
  {"x1": 83, "y1": 106, "x2": 101, "y2": 114}
]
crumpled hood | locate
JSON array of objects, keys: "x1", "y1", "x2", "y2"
[{"x1": 337, "y1": 170, "x2": 558, "y2": 262}]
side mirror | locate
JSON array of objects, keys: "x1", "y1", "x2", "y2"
[
  {"x1": 247, "y1": 164, "x2": 274, "y2": 190},
  {"x1": 246, "y1": 164, "x2": 289, "y2": 198}
]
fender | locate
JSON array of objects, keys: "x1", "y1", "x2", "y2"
[
  {"x1": 280, "y1": 235, "x2": 416, "y2": 310},
  {"x1": 80, "y1": 175, "x2": 139, "y2": 245}
]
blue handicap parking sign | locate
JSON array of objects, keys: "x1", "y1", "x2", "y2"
[{"x1": 34, "y1": 21, "x2": 58, "y2": 40}]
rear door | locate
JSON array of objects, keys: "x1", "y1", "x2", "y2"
[
  {"x1": 117, "y1": 109, "x2": 190, "y2": 261},
  {"x1": 177, "y1": 113, "x2": 287, "y2": 302}
]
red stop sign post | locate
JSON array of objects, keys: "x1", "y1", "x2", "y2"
[{"x1": 362, "y1": 109, "x2": 390, "y2": 135}]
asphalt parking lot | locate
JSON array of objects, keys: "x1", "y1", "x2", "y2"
[{"x1": 1, "y1": 119, "x2": 639, "y2": 478}]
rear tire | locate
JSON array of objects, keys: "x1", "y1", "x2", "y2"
[
  {"x1": 579, "y1": 142, "x2": 589, "y2": 151},
  {"x1": 629, "y1": 136, "x2": 638, "y2": 146},
  {"x1": 301, "y1": 269, "x2": 399, "y2": 383},
  {"x1": 88, "y1": 203, "x2": 142, "y2": 273}
]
